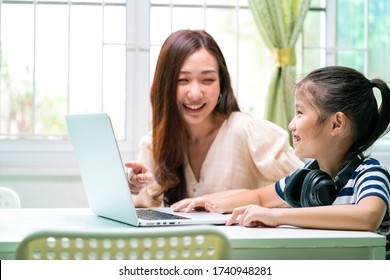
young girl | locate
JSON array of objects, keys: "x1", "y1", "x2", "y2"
[{"x1": 172, "y1": 66, "x2": 390, "y2": 259}]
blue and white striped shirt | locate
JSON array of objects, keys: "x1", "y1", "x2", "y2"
[{"x1": 275, "y1": 157, "x2": 390, "y2": 259}]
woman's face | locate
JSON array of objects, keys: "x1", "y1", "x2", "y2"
[
  {"x1": 288, "y1": 90, "x2": 333, "y2": 159},
  {"x1": 176, "y1": 48, "x2": 221, "y2": 126}
]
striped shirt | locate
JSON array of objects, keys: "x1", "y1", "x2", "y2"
[{"x1": 275, "y1": 157, "x2": 390, "y2": 259}]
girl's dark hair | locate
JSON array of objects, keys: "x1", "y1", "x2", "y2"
[
  {"x1": 296, "y1": 66, "x2": 390, "y2": 161},
  {"x1": 150, "y1": 29, "x2": 240, "y2": 205}
]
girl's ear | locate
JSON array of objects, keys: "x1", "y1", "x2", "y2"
[{"x1": 331, "y1": 112, "x2": 347, "y2": 135}]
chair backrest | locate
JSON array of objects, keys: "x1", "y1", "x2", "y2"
[
  {"x1": 0, "y1": 187, "x2": 21, "y2": 208},
  {"x1": 15, "y1": 226, "x2": 231, "y2": 260}
]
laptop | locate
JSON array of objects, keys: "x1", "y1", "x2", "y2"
[{"x1": 65, "y1": 113, "x2": 232, "y2": 227}]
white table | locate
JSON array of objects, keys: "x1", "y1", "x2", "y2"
[{"x1": 0, "y1": 208, "x2": 386, "y2": 260}]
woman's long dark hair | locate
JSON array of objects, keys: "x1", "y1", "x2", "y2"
[{"x1": 150, "y1": 29, "x2": 240, "y2": 205}]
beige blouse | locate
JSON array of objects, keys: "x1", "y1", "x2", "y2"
[{"x1": 133, "y1": 111, "x2": 303, "y2": 206}]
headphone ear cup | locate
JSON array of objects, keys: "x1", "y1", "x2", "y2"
[
  {"x1": 301, "y1": 170, "x2": 338, "y2": 207},
  {"x1": 284, "y1": 169, "x2": 311, "y2": 208}
]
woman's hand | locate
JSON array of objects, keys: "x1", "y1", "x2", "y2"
[
  {"x1": 124, "y1": 161, "x2": 155, "y2": 195},
  {"x1": 171, "y1": 189, "x2": 261, "y2": 214},
  {"x1": 171, "y1": 197, "x2": 226, "y2": 213},
  {"x1": 226, "y1": 205, "x2": 280, "y2": 227}
]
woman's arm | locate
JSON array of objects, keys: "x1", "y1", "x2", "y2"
[
  {"x1": 131, "y1": 182, "x2": 164, "y2": 208},
  {"x1": 129, "y1": 133, "x2": 164, "y2": 207},
  {"x1": 172, "y1": 183, "x2": 287, "y2": 213},
  {"x1": 171, "y1": 189, "x2": 249, "y2": 213},
  {"x1": 125, "y1": 161, "x2": 163, "y2": 208}
]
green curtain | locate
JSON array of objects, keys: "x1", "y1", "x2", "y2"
[{"x1": 248, "y1": 0, "x2": 311, "y2": 136}]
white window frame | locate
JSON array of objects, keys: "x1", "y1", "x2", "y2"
[{"x1": 0, "y1": 0, "x2": 151, "y2": 176}]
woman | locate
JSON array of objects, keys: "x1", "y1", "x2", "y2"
[{"x1": 127, "y1": 29, "x2": 302, "y2": 207}]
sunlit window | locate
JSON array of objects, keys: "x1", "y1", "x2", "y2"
[
  {"x1": 0, "y1": 0, "x2": 389, "y2": 174},
  {"x1": 0, "y1": 0, "x2": 127, "y2": 140}
]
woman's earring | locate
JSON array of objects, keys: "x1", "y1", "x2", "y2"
[{"x1": 216, "y1": 93, "x2": 222, "y2": 105}]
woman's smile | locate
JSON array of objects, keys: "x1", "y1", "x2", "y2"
[{"x1": 183, "y1": 103, "x2": 206, "y2": 113}]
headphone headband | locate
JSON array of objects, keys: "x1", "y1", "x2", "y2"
[{"x1": 334, "y1": 156, "x2": 363, "y2": 189}]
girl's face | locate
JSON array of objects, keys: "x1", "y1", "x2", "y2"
[
  {"x1": 176, "y1": 48, "x2": 221, "y2": 126},
  {"x1": 288, "y1": 90, "x2": 333, "y2": 159}
]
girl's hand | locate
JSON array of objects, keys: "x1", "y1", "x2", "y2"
[
  {"x1": 226, "y1": 205, "x2": 280, "y2": 227},
  {"x1": 124, "y1": 161, "x2": 155, "y2": 195}
]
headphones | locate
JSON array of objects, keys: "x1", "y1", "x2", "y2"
[{"x1": 284, "y1": 157, "x2": 363, "y2": 207}]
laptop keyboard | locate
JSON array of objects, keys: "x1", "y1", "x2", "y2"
[{"x1": 136, "y1": 209, "x2": 189, "y2": 220}]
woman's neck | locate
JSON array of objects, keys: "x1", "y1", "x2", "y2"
[
  {"x1": 186, "y1": 114, "x2": 224, "y2": 143},
  {"x1": 185, "y1": 114, "x2": 225, "y2": 182}
]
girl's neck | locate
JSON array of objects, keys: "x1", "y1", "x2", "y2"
[
  {"x1": 317, "y1": 135, "x2": 352, "y2": 178},
  {"x1": 316, "y1": 153, "x2": 348, "y2": 179}
]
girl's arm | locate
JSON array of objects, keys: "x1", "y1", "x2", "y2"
[{"x1": 227, "y1": 196, "x2": 387, "y2": 231}]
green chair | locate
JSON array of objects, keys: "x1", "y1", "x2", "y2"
[{"x1": 15, "y1": 226, "x2": 231, "y2": 260}]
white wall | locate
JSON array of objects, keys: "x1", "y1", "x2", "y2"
[{"x1": 0, "y1": 175, "x2": 88, "y2": 208}]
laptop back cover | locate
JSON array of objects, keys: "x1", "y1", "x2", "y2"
[{"x1": 66, "y1": 113, "x2": 140, "y2": 226}]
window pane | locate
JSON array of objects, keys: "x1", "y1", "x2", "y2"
[
  {"x1": 150, "y1": 6, "x2": 172, "y2": 45},
  {"x1": 237, "y1": 8, "x2": 271, "y2": 118},
  {"x1": 103, "y1": 44, "x2": 126, "y2": 140},
  {"x1": 303, "y1": 11, "x2": 325, "y2": 48},
  {"x1": 300, "y1": 8, "x2": 326, "y2": 75},
  {"x1": 172, "y1": 7, "x2": 205, "y2": 30},
  {"x1": 0, "y1": 1, "x2": 126, "y2": 140},
  {"x1": 68, "y1": 6, "x2": 103, "y2": 115},
  {"x1": 0, "y1": 4, "x2": 34, "y2": 138},
  {"x1": 302, "y1": 49, "x2": 324, "y2": 75},
  {"x1": 336, "y1": 0, "x2": 365, "y2": 48},
  {"x1": 103, "y1": 6, "x2": 126, "y2": 140},
  {"x1": 35, "y1": 5, "x2": 69, "y2": 137},
  {"x1": 337, "y1": 51, "x2": 365, "y2": 73},
  {"x1": 367, "y1": 1, "x2": 390, "y2": 80},
  {"x1": 104, "y1": 6, "x2": 126, "y2": 44},
  {"x1": 205, "y1": 7, "x2": 238, "y2": 89}
]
